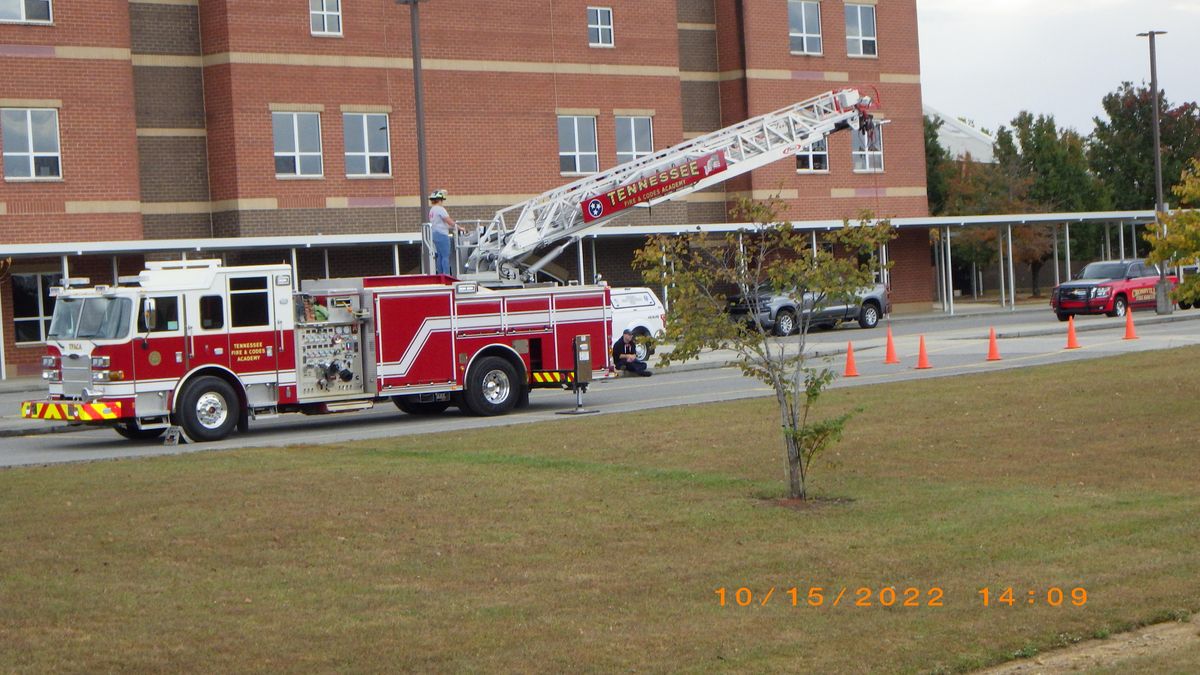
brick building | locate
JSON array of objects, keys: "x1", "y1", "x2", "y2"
[{"x1": 0, "y1": 0, "x2": 930, "y2": 376}]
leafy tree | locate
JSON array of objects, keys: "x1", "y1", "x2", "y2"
[
  {"x1": 924, "y1": 115, "x2": 952, "y2": 215},
  {"x1": 1146, "y1": 158, "x2": 1200, "y2": 305},
  {"x1": 1090, "y1": 83, "x2": 1200, "y2": 210},
  {"x1": 633, "y1": 197, "x2": 894, "y2": 501}
]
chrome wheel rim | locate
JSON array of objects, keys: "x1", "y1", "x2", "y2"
[
  {"x1": 1116, "y1": 302, "x2": 1126, "y2": 317},
  {"x1": 864, "y1": 306, "x2": 878, "y2": 326},
  {"x1": 195, "y1": 391, "x2": 229, "y2": 429},
  {"x1": 635, "y1": 342, "x2": 649, "y2": 361},
  {"x1": 482, "y1": 370, "x2": 511, "y2": 405},
  {"x1": 778, "y1": 314, "x2": 794, "y2": 334}
]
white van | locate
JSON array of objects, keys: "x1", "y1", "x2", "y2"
[{"x1": 610, "y1": 287, "x2": 666, "y2": 361}]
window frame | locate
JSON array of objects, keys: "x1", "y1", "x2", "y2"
[
  {"x1": 0, "y1": 0, "x2": 53, "y2": 25},
  {"x1": 272, "y1": 111, "x2": 324, "y2": 179},
  {"x1": 587, "y1": 6, "x2": 614, "y2": 48},
  {"x1": 558, "y1": 115, "x2": 599, "y2": 175},
  {"x1": 787, "y1": 0, "x2": 823, "y2": 56},
  {"x1": 309, "y1": 0, "x2": 342, "y2": 37},
  {"x1": 11, "y1": 271, "x2": 60, "y2": 345},
  {"x1": 852, "y1": 127, "x2": 884, "y2": 173},
  {"x1": 615, "y1": 115, "x2": 653, "y2": 165},
  {"x1": 2, "y1": 107, "x2": 62, "y2": 181},
  {"x1": 795, "y1": 137, "x2": 829, "y2": 174},
  {"x1": 845, "y1": 3, "x2": 878, "y2": 58},
  {"x1": 343, "y1": 112, "x2": 392, "y2": 178}
]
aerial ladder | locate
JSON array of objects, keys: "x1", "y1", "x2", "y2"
[{"x1": 459, "y1": 88, "x2": 881, "y2": 284}]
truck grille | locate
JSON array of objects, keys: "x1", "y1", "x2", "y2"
[
  {"x1": 60, "y1": 358, "x2": 91, "y2": 400},
  {"x1": 1058, "y1": 288, "x2": 1090, "y2": 301}
]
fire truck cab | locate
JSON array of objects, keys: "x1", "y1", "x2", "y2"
[{"x1": 23, "y1": 260, "x2": 611, "y2": 442}]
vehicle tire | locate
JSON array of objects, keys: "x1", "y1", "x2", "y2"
[
  {"x1": 1107, "y1": 296, "x2": 1128, "y2": 318},
  {"x1": 1056, "y1": 312, "x2": 1072, "y2": 322},
  {"x1": 463, "y1": 356, "x2": 520, "y2": 416},
  {"x1": 857, "y1": 301, "x2": 881, "y2": 329},
  {"x1": 392, "y1": 396, "x2": 451, "y2": 415},
  {"x1": 773, "y1": 309, "x2": 797, "y2": 336},
  {"x1": 633, "y1": 328, "x2": 652, "y2": 361},
  {"x1": 175, "y1": 375, "x2": 239, "y2": 442},
  {"x1": 113, "y1": 422, "x2": 166, "y2": 441}
]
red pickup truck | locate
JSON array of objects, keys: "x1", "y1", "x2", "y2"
[{"x1": 1050, "y1": 260, "x2": 1178, "y2": 321}]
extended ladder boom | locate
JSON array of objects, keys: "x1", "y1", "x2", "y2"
[{"x1": 465, "y1": 88, "x2": 878, "y2": 282}]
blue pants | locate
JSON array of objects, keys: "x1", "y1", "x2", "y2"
[{"x1": 433, "y1": 231, "x2": 452, "y2": 275}]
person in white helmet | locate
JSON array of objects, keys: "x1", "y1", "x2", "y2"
[{"x1": 428, "y1": 190, "x2": 465, "y2": 275}]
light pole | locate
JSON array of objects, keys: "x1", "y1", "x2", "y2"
[
  {"x1": 396, "y1": 0, "x2": 432, "y2": 273},
  {"x1": 1138, "y1": 29, "x2": 1171, "y2": 314}
]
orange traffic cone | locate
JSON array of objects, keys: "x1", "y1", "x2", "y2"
[
  {"x1": 843, "y1": 341, "x2": 859, "y2": 377},
  {"x1": 884, "y1": 325, "x2": 900, "y2": 364},
  {"x1": 915, "y1": 335, "x2": 932, "y2": 370},
  {"x1": 1124, "y1": 309, "x2": 1138, "y2": 340},
  {"x1": 987, "y1": 327, "x2": 1002, "y2": 361},
  {"x1": 1065, "y1": 316, "x2": 1081, "y2": 350}
]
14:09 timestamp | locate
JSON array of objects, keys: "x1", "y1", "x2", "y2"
[{"x1": 978, "y1": 586, "x2": 1088, "y2": 607}]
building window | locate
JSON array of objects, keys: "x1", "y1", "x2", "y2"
[
  {"x1": 787, "y1": 1, "x2": 822, "y2": 55},
  {"x1": 310, "y1": 0, "x2": 341, "y2": 36},
  {"x1": 11, "y1": 272, "x2": 60, "y2": 343},
  {"x1": 273, "y1": 112, "x2": 323, "y2": 178},
  {"x1": 795, "y1": 137, "x2": 828, "y2": 172},
  {"x1": 852, "y1": 127, "x2": 884, "y2": 172},
  {"x1": 558, "y1": 116, "x2": 598, "y2": 174},
  {"x1": 2, "y1": 108, "x2": 61, "y2": 180},
  {"x1": 845, "y1": 4, "x2": 877, "y2": 57},
  {"x1": 230, "y1": 277, "x2": 271, "y2": 328},
  {"x1": 0, "y1": 0, "x2": 52, "y2": 23},
  {"x1": 615, "y1": 116, "x2": 653, "y2": 165},
  {"x1": 587, "y1": 7, "x2": 613, "y2": 47},
  {"x1": 344, "y1": 113, "x2": 391, "y2": 177}
]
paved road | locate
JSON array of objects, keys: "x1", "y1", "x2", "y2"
[{"x1": 3, "y1": 307, "x2": 1198, "y2": 468}]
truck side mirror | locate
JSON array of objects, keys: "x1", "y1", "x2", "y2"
[{"x1": 142, "y1": 298, "x2": 157, "y2": 332}]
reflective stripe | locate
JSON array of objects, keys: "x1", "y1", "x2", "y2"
[{"x1": 20, "y1": 400, "x2": 122, "y2": 421}]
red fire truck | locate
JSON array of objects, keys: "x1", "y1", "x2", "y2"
[
  {"x1": 25, "y1": 262, "x2": 609, "y2": 441},
  {"x1": 20, "y1": 89, "x2": 880, "y2": 441}
]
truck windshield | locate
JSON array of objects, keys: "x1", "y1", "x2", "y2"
[
  {"x1": 47, "y1": 297, "x2": 133, "y2": 340},
  {"x1": 1077, "y1": 262, "x2": 1128, "y2": 280}
]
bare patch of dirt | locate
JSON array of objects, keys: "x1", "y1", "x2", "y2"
[{"x1": 979, "y1": 613, "x2": 1200, "y2": 674}]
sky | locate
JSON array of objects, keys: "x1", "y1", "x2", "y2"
[{"x1": 918, "y1": 0, "x2": 1200, "y2": 137}]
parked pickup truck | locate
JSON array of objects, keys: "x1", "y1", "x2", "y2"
[
  {"x1": 727, "y1": 283, "x2": 890, "y2": 336},
  {"x1": 1050, "y1": 260, "x2": 1178, "y2": 321}
]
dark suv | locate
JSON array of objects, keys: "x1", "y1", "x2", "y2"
[{"x1": 728, "y1": 283, "x2": 890, "y2": 336}]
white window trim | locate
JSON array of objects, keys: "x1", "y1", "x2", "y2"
[
  {"x1": 273, "y1": 111, "x2": 324, "y2": 179},
  {"x1": 845, "y1": 4, "x2": 878, "y2": 59},
  {"x1": 852, "y1": 128, "x2": 884, "y2": 174},
  {"x1": 587, "y1": 6, "x2": 614, "y2": 48},
  {"x1": 344, "y1": 112, "x2": 392, "y2": 178},
  {"x1": 11, "y1": 271, "x2": 61, "y2": 345},
  {"x1": 787, "y1": 0, "x2": 823, "y2": 57},
  {"x1": 0, "y1": 0, "x2": 53, "y2": 25},
  {"x1": 310, "y1": 0, "x2": 342, "y2": 37},
  {"x1": 2, "y1": 107, "x2": 62, "y2": 182},
  {"x1": 615, "y1": 115, "x2": 653, "y2": 165},
  {"x1": 795, "y1": 137, "x2": 829, "y2": 174},
  {"x1": 558, "y1": 115, "x2": 599, "y2": 175}
]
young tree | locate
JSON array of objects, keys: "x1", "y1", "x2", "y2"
[
  {"x1": 1146, "y1": 158, "x2": 1200, "y2": 305},
  {"x1": 1090, "y1": 83, "x2": 1200, "y2": 210},
  {"x1": 924, "y1": 115, "x2": 952, "y2": 215},
  {"x1": 633, "y1": 197, "x2": 894, "y2": 501}
]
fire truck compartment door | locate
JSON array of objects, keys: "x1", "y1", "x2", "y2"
[
  {"x1": 227, "y1": 274, "x2": 280, "y2": 405},
  {"x1": 134, "y1": 294, "x2": 189, "y2": 389},
  {"x1": 374, "y1": 290, "x2": 456, "y2": 388}
]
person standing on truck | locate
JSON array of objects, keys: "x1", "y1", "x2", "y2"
[
  {"x1": 612, "y1": 329, "x2": 652, "y2": 377},
  {"x1": 429, "y1": 189, "x2": 465, "y2": 276}
]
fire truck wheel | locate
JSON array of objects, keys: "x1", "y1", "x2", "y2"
[
  {"x1": 516, "y1": 386, "x2": 530, "y2": 409},
  {"x1": 464, "y1": 356, "x2": 519, "y2": 416},
  {"x1": 176, "y1": 376, "x2": 240, "y2": 442},
  {"x1": 113, "y1": 423, "x2": 166, "y2": 441},
  {"x1": 393, "y1": 397, "x2": 451, "y2": 415}
]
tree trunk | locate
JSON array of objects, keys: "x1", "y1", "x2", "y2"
[
  {"x1": 786, "y1": 435, "x2": 804, "y2": 500},
  {"x1": 1030, "y1": 260, "x2": 1043, "y2": 297}
]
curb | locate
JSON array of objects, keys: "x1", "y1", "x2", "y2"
[{"x1": 993, "y1": 311, "x2": 1200, "y2": 339}]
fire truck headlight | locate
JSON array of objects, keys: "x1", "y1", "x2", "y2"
[
  {"x1": 1092, "y1": 287, "x2": 1112, "y2": 298},
  {"x1": 91, "y1": 356, "x2": 111, "y2": 368},
  {"x1": 42, "y1": 369, "x2": 62, "y2": 382},
  {"x1": 42, "y1": 355, "x2": 59, "y2": 369}
]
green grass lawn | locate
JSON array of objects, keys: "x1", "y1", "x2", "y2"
[{"x1": 2, "y1": 347, "x2": 1199, "y2": 673}]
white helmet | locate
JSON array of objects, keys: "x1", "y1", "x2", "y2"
[{"x1": 429, "y1": 189, "x2": 447, "y2": 201}]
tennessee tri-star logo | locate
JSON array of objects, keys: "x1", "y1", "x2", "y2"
[{"x1": 587, "y1": 199, "x2": 604, "y2": 219}]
